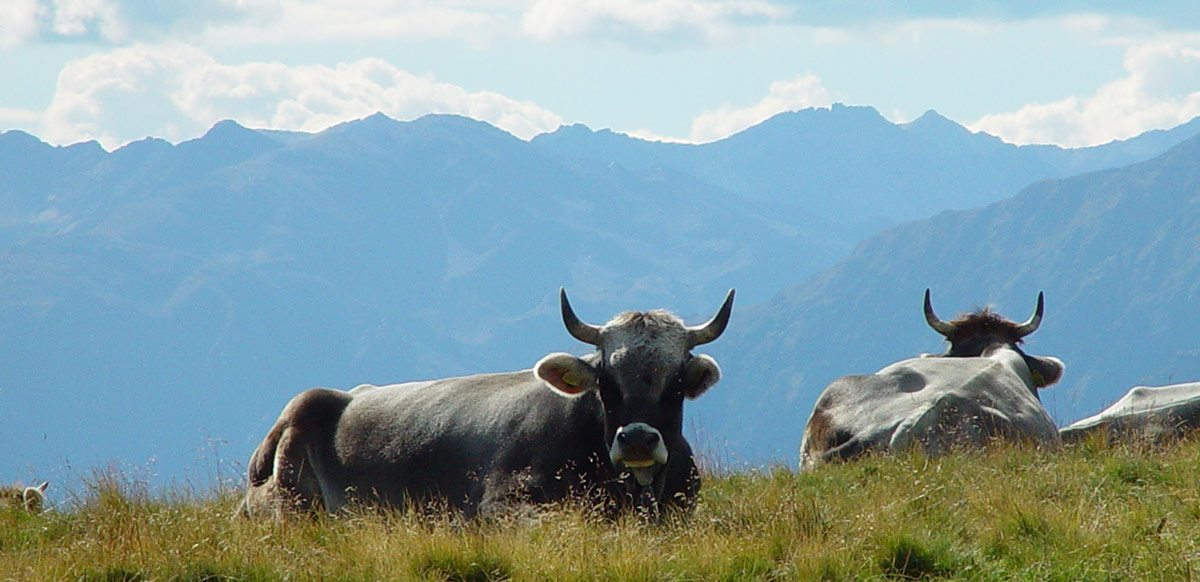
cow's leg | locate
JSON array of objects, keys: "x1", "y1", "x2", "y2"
[
  {"x1": 238, "y1": 388, "x2": 352, "y2": 517},
  {"x1": 660, "y1": 452, "x2": 701, "y2": 513},
  {"x1": 271, "y1": 424, "x2": 327, "y2": 512}
]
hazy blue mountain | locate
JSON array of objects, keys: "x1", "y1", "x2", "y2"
[
  {"x1": 533, "y1": 104, "x2": 1200, "y2": 227},
  {"x1": 1, "y1": 110, "x2": 1198, "y2": 492},
  {"x1": 0, "y1": 132, "x2": 105, "y2": 223},
  {"x1": 696, "y1": 133, "x2": 1200, "y2": 465}
]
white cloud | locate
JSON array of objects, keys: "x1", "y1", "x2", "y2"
[
  {"x1": 51, "y1": 0, "x2": 123, "y2": 39},
  {"x1": 0, "y1": 0, "x2": 45, "y2": 47},
  {"x1": 971, "y1": 42, "x2": 1200, "y2": 146},
  {"x1": 0, "y1": 106, "x2": 42, "y2": 133},
  {"x1": 34, "y1": 44, "x2": 564, "y2": 148},
  {"x1": 867, "y1": 17, "x2": 1000, "y2": 46},
  {"x1": 688, "y1": 74, "x2": 833, "y2": 142},
  {"x1": 620, "y1": 128, "x2": 691, "y2": 143},
  {"x1": 0, "y1": 0, "x2": 126, "y2": 45},
  {"x1": 520, "y1": 0, "x2": 788, "y2": 44},
  {"x1": 202, "y1": 1, "x2": 508, "y2": 46},
  {"x1": 1, "y1": 1, "x2": 519, "y2": 49}
]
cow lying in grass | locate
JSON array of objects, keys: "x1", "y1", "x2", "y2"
[
  {"x1": 239, "y1": 288, "x2": 734, "y2": 519},
  {"x1": 800, "y1": 290, "x2": 1064, "y2": 469},
  {"x1": 1061, "y1": 382, "x2": 1200, "y2": 444}
]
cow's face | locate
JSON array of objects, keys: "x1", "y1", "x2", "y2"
[
  {"x1": 535, "y1": 289, "x2": 733, "y2": 502},
  {"x1": 923, "y1": 289, "x2": 1064, "y2": 394}
]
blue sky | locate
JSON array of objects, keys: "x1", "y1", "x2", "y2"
[{"x1": 2, "y1": 1, "x2": 1199, "y2": 150}]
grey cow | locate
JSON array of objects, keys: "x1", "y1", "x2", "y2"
[
  {"x1": 799, "y1": 290, "x2": 1064, "y2": 469},
  {"x1": 238, "y1": 288, "x2": 734, "y2": 518}
]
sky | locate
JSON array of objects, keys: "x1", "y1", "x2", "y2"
[{"x1": 2, "y1": 1, "x2": 1200, "y2": 151}]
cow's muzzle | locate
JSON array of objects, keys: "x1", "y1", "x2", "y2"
[{"x1": 610, "y1": 423, "x2": 669, "y2": 486}]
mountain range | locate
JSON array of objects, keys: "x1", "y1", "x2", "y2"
[
  {"x1": 533, "y1": 104, "x2": 1200, "y2": 226},
  {"x1": 1, "y1": 105, "x2": 1198, "y2": 490}
]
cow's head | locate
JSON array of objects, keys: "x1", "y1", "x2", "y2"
[
  {"x1": 535, "y1": 288, "x2": 734, "y2": 510},
  {"x1": 923, "y1": 289, "x2": 1064, "y2": 396}
]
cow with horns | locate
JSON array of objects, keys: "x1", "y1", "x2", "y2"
[
  {"x1": 238, "y1": 288, "x2": 735, "y2": 518},
  {"x1": 799, "y1": 290, "x2": 1064, "y2": 469}
]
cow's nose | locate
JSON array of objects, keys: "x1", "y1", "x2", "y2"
[
  {"x1": 611, "y1": 423, "x2": 668, "y2": 467},
  {"x1": 617, "y1": 427, "x2": 659, "y2": 449}
]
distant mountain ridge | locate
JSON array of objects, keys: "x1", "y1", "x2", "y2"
[
  {"x1": 1, "y1": 108, "x2": 1199, "y2": 486},
  {"x1": 533, "y1": 104, "x2": 1200, "y2": 225}
]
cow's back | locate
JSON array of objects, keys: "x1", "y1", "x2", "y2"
[
  {"x1": 1060, "y1": 382, "x2": 1200, "y2": 443},
  {"x1": 801, "y1": 354, "x2": 1059, "y2": 469},
  {"x1": 332, "y1": 370, "x2": 615, "y2": 513}
]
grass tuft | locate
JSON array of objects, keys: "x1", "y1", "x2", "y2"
[
  {"x1": 76, "y1": 566, "x2": 147, "y2": 582},
  {"x1": 1009, "y1": 508, "x2": 1052, "y2": 541},
  {"x1": 1107, "y1": 458, "x2": 1164, "y2": 486},
  {"x1": 416, "y1": 551, "x2": 513, "y2": 582},
  {"x1": 876, "y1": 535, "x2": 957, "y2": 580},
  {"x1": 718, "y1": 554, "x2": 776, "y2": 581},
  {"x1": 174, "y1": 562, "x2": 279, "y2": 582}
]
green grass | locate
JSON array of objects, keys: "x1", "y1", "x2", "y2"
[{"x1": 6, "y1": 438, "x2": 1200, "y2": 581}]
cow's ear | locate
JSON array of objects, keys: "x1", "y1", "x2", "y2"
[
  {"x1": 1029, "y1": 356, "x2": 1064, "y2": 388},
  {"x1": 682, "y1": 354, "x2": 721, "y2": 399},
  {"x1": 535, "y1": 353, "x2": 599, "y2": 396}
]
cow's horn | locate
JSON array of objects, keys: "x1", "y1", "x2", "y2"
[
  {"x1": 924, "y1": 289, "x2": 955, "y2": 337},
  {"x1": 1014, "y1": 291, "x2": 1045, "y2": 338},
  {"x1": 686, "y1": 289, "x2": 735, "y2": 348},
  {"x1": 560, "y1": 288, "x2": 602, "y2": 345}
]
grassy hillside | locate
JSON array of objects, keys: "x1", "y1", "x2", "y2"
[{"x1": 4, "y1": 439, "x2": 1200, "y2": 581}]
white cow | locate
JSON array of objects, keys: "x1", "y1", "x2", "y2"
[
  {"x1": 800, "y1": 290, "x2": 1064, "y2": 469},
  {"x1": 1060, "y1": 382, "x2": 1200, "y2": 443}
]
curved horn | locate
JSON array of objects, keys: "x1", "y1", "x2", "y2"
[
  {"x1": 686, "y1": 289, "x2": 736, "y2": 348},
  {"x1": 559, "y1": 287, "x2": 601, "y2": 345},
  {"x1": 924, "y1": 289, "x2": 955, "y2": 337},
  {"x1": 1013, "y1": 291, "x2": 1045, "y2": 338}
]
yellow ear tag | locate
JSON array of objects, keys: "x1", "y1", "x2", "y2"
[{"x1": 562, "y1": 370, "x2": 583, "y2": 388}]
